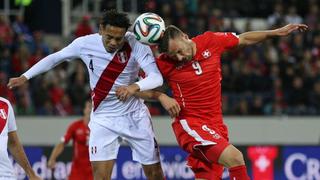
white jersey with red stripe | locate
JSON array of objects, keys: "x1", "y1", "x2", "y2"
[
  {"x1": 23, "y1": 32, "x2": 162, "y2": 118},
  {"x1": 0, "y1": 97, "x2": 17, "y2": 178}
]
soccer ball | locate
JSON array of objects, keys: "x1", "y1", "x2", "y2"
[{"x1": 133, "y1": 12, "x2": 165, "y2": 45}]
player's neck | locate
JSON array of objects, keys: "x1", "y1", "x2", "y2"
[
  {"x1": 83, "y1": 117, "x2": 89, "y2": 124},
  {"x1": 192, "y1": 41, "x2": 197, "y2": 58}
]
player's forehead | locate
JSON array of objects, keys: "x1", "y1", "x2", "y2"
[{"x1": 101, "y1": 25, "x2": 126, "y2": 38}]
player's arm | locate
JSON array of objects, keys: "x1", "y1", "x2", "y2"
[
  {"x1": 238, "y1": 23, "x2": 308, "y2": 46},
  {"x1": 7, "y1": 37, "x2": 83, "y2": 89},
  {"x1": 7, "y1": 131, "x2": 41, "y2": 180},
  {"x1": 47, "y1": 142, "x2": 65, "y2": 169},
  {"x1": 48, "y1": 123, "x2": 74, "y2": 169},
  {"x1": 116, "y1": 62, "x2": 163, "y2": 101},
  {"x1": 135, "y1": 86, "x2": 180, "y2": 118},
  {"x1": 6, "y1": 98, "x2": 41, "y2": 180}
]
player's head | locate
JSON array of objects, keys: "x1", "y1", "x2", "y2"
[
  {"x1": 159, "y1": 25, "x2": 196, "y2": 62},
  {"x1": 83, "y1": 100, "x2": 92, "y2": 118},
  {"x1": 99, "y1": 9, "x2": 131, "y2": 53}
]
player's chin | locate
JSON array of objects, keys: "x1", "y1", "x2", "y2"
[{"x1": 106, "y1": 47, "x2": 117, "y2": 53}]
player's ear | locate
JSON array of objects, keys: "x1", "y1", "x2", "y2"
[
  {"x1": 98, "y1": 24, "x2": 103, "y2": 35},
  {"x1": 182, "y1": 33, "x2": 189, "y2": 40}
]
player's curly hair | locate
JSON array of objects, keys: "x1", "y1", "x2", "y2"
[
  {"x1": 158, "y1": 25, "x2": 184, "y2": 53},
  {"x1": 100, "y1": 9, "x2": 131, "y2": 30}
]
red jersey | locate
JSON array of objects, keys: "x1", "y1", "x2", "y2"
[
  {"x1": 63, "y1": 119, "x2": 92, "y2": 180},
  {"x1": 157, "y1": 32, "x2": 239, "y2": 123}
]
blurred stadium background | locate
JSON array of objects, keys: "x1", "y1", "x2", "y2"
[{"x1": 1, "y1": 0, "x2": 320, "y2": 179}]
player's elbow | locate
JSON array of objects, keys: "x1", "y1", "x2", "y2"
[{"x1": 153, "y1": 73, "x2": 163, "y2": 87}]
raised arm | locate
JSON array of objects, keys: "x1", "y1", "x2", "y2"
[
  {"x1": 7, "y1": 37, "x2": 83, "y2": 89},
  {"x1": 8, "y1": 131, "x2": 42, "y2": 180},
  {"x1": 238, "y1": 23, "x2": 308, "y2": 46}
]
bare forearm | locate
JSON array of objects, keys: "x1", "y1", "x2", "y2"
[
  {"x1": 134, "y1": 90, "x2": 164, "y2": 101},
  {"x1": 49, "y1": 143, "x2": 65, "y2": 161},
  {"x1": 8, "y1": 132, "x2": 35, "y2": 177},
  {"x1": 239, "y1": 30, "x2": 276, "y2": 45},
  {"x1": 239, "y1": 24, "x2": 308, "y2": 46}
]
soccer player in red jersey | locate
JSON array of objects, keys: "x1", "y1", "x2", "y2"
[
  {"x1": 47, "y1": 100, "x2": 92, "y2": 180},
  {"x1": 135, "y1": 23, "x2": 308, "y2": 180}
]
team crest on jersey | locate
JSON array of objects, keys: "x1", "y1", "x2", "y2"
[
  {"x1": 202, "y1": 49, "x2": 211, "y2": 59},
  {"x1": 0, "y1": 109, "x2": 7, "y2": 119},
  {"x1": 117, "y1": 51, "x2": 128, "y2": 63}
]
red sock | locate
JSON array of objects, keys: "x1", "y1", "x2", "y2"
[{"x1": 229, "y1": 165, "x2": 250, "y2": 180}]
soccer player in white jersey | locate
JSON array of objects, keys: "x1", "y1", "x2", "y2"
[
  {"x1": 7, "y1": 10, "x2": 165, "y2": 180},
  {"x1": 0, "y1": 97, "x2": 41, "y2": 180}
]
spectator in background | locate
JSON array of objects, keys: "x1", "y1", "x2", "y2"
[
  {"x1": 285, "y1": 6, "x2": 303, "y2": 25},
  {"x1": 309, "y1": 81, "x2": 320, "y2": 114},
  {"x1": 0, "y1": 47, "x2": 12, "y2": 77},
  {"x1": 0, "y1": 72, "x2": 16, "y2": 105},
  {"x1": 0, "y1": 97, "x2": 41, "y2": 180},
  {"x1": 11, "y1": 45, "x2": 30, "y2": 76},
  {"x1": 15, "y1": 83, "x2": 34, "y2": 115},
  {"x1": 74, "y1": 15, "x2": 94, "y2": 38},
  {"x1": 159, "y1": 3, "x2": 174, "y2": 26},
  {"x1": 287, "y1": 76, "x2": 308, "y2": 114},
  {"x1": 67, "y1": 61, "x2": 90, "y2": 114},
  {"x1": 31, "y1": 31, "x2": 50, "y2": 55},
  {"x1": 12, "y1": 15, "x2": 33, "y2": 43},
  {"x1": 0, "y1": 15, "x2": 13, "y2": 45},
  {"x1": 250, "y1": 96, "x2": 264, "y2": 115},
  {"x1": 267, "y1": 3, "x2": 285, "y2": 28},
  {"x1": 32, "y1": 77, "x2": 52, "y2": 115},
  {"x1": 234, "y1": 98, "x2": 250, "y2": 115},
  {"x1": 305, "y1": 4, "x2": 319, "y2": 31},
  {"x1": 48, "y1": 100, "x2": 92, "y2": 180}
]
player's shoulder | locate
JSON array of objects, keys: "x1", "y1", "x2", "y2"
[
  {"x1": 156, "y1": 54, "x2": 175, "y2": 72},
  {"x1": 156, "y1": 53, "x2": 169, "y2": 65},
  {"x1": 125, "y1": 32, "x2": 150, "y2": 50},
  {"x1": 69, "y1": 119, "x2": 83, "y2": 127},
  {"x1": 192, "y1": 31, "x2": 218, "y2": 41}
]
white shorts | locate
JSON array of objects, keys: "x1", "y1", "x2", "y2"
[
  {"x1": 0, "y1": 176, "x2": 16, "y2": 180},
  {"x1": 88, "y1": 107, "x2": 160, "y2": 165}
]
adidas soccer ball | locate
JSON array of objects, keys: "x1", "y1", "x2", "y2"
[{"x1": 133, "y1": 12, "x2": 165, "y2": 45}]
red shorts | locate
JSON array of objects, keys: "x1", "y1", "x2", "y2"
[
  {"x1": 172, "y1": 117, "x2": 229, "y2": 180},
  {"x1": 69, "y1": 163, "x2": 93, "y2": 180}
]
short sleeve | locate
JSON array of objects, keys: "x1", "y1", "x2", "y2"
[
  {"x1": 61, "y1": 123, "x2": 75, "y2": 144},
  {"x1": 202, "y1": 31, "x2": 239, "y2": 53},
  {"x1": 7, "y1": 101, "x2": 17, "y2": 132}
]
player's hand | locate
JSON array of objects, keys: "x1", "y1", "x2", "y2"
[
  {"x1": 47, "y1": 159, "x2": 56, "y2": 169},
  {"x1": 116, "y1": 84, "x2": 140, "y2": 101},
  {"x1": 158, "y1": 94, "x2": 180, "y2": 118},
  {"x1": 7, "y1": 75, "x2": 28, "y2": 89},
  {"x1": 275, "y1": 24, "x2": 308, "y2": 36}
]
